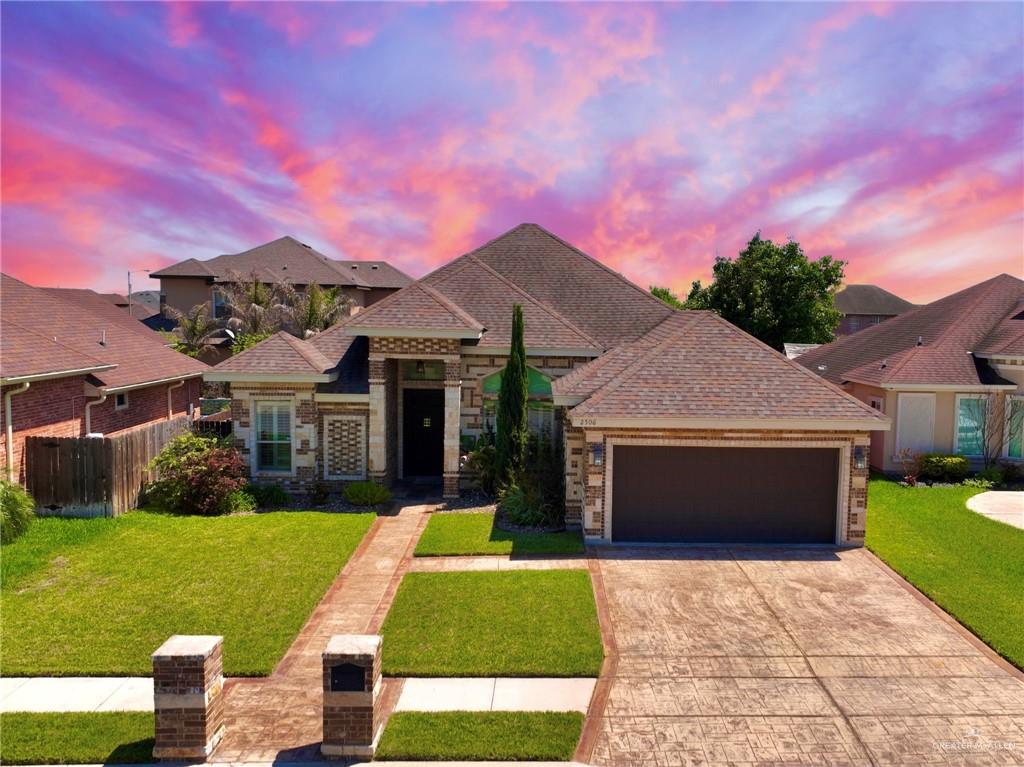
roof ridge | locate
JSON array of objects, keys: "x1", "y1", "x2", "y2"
[
  {"x1": 701, "y1": 312, "x2": 884, "y2": 420},
  {"x1": 574, "y1": 313, "x2": 701, "y2": 416},
  {"x1": 414, "y1": 282, "x2": 485, "y2": 330},
  {"x1": 279, "y1": 331, "x2": 333, "y2": 372},
  {"x1": 460, "y1": 254, "x2": 603, "y2": 350},
  {"x1": 526, "y1": 223, "x2": 673, "y2": 314}
]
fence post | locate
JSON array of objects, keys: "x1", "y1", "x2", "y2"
[{"x1": 152, "y1": 635, "x2": 225, "y2": 761}]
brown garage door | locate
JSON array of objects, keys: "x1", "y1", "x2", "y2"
[{"x1": 611, "y1": 446, "x2": 839, "y2": 543}]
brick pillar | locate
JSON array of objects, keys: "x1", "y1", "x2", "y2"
[
  {"x1": 322, "y1": 634, "x2": 382, "y2": 759},
  {"x1": 151, "y1": 635, "x2": 225, "y2": 761},
  {"x1": 367, "y1": 357, "x2": 387, "y2": 484},
  {"x1": 443, "y1": 358, "x2": 461, "y2": 499}
]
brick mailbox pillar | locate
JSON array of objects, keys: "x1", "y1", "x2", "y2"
[
  {"x1": 151, "y1": 635, "x2": 225, "y2": 761},
  {"x1": 321, "y1": 634, "x2": 382, "y2": 759}
]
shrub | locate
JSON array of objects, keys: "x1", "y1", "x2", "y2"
[
  {"x1": 896, "y1": 448, "x2": 921, "y2": 486},
  {"x1": 499, "y1": 482, "x2": 549, "y2": 527},
  {"x1": 1, "y1": 480, "x2": 35, "y2": 544},
  {"x1": 146, "y1": 433, "x2": 248, "y2": 515},
  {"x1": 919, "y1": 454, "x2": 970, "y2": 483},
  {"x1": 247, "y1": 483, "x2": 291, "y2": 508},
  {"x1": 962, "y1": 477, "x2": 995, "y2": 490},
  {"x1": 344, "y1": 481, "x2": 391, "y2": 507},
  {"x1": 497, "y1": 433, "x2": 564, "y2": 528},
  {"x1": 976, "y1": 466, "x2": 1005, "y2": 486},
  {"x1": 308, "y1": 481, "x2": 330, "y2": 506},
  {"x1": 465, "y1": 444, "x2": 497, "y2": 495},
  {"x1": 224, "y1": 489, "x2": 258, "y2": 514},
  {"x1": 999, "y1": 460, "x2": 1021, "y2": 483}
]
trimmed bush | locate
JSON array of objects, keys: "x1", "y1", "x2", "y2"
[
  {"x1": 224, "y1": 489, "x2": 257, "y2": 514},
  {"x1": 246, "y1": 483, "x2": 291, "y2": 508},
  {"x1": 976, "y1": 466, "x2": 1005, "y2": 486},
  {"x1": 919, "y1": 454, "x2": 970, "y2": 483},
  {"x1": 465, "y1": 444, "x2": 497, "y2": 495},
  {"x1": 0, "y1": 480, "x2": 35, "y2": 544},
  {"x1": 307, "y1": 481, "x2": 330, "y2": 506},
  {"x1": 343, "y1": 481, "x2": 391, "y2": 507},
  {"x1": 146, "y1": 434, "x2": 248, "y2": 516}
]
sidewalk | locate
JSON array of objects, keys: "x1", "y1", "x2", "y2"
[
  {"x1": 395, "y1": 677, "x2": 596, "y2": 712},
  {"x1": 0, "y1": 677, "x2": 151, "y2": 713}
]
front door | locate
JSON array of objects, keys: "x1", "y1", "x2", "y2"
[{"x1": 402, "y1": 389, "x2": 444, "y2": 477}]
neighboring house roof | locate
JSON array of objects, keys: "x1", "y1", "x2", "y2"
[
  {"x1": 43, "y1": 288, "x2": 161, "y2": 330},
  {"x1": 834, "y1": 284, "x2": 916, "y2": 316},
  {"x1": 344, "y1": 223, "x2": 669, "y2": 350},
  {"x1": 1, "y1": 274, "x2": 207, "y2": 388},
  {"x1": 784, "y1": 343, "x2": 821, "y2": 360},
  {"x1": 798, "y1": 274, "x2": 1024, "y2": 388},
  {"x1": 150, "y1": 236, "x2": 413, "y2": 290},
  {"x1": 560, "y1": 311, "x2": 887, "y2": 428}
]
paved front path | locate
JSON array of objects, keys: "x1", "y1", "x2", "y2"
[
  {"x1": 967, "y1": 490, "x2": 1024, "y2": 529},
  {"x1": 580, "y1": 546, "x2": 1024, "y2": 767},
  {"x1": 211, "y1": 503, "x2": 432, "y2": 763}
]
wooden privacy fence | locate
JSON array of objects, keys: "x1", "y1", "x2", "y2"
[{"x1": 25, "y1": 416, "x2": 192, "y2": 518}]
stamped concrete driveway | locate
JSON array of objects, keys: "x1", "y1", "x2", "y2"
[{"x1": 584, "y1": 547, "x2": 1024, "y2": 767}]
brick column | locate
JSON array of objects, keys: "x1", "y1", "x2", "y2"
[
  {"x1": 151, "y1": 635, "x2": 225, "y2": 761},
  {"x1": 322, "y1": 634, "x2": 382, "y2": 759},
  {"x1": 367, "y1": 357, "x2": 388, "y2": 484},
  {"x1": 443, "y1": 358, "x2": 461, "y2": 498}
]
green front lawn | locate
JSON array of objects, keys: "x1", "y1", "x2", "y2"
[
  {"x1": 376, "y1": 711, "x2": 584, "y2": 761},
  {"x1": 0, "y1": 713, "x2": 155, "y2": 764},
  {"x1": 381, "y1": 570, "x2": 603, "y2": 677},
  {"x1": 415, "y1": 512, "x2": 584, "y2": 556},
  {"x1": 1, "y1": 510, "x2": 373, "y2": 676},
  {"x1": 866, "y1": 477, "x2": 1024, "y2": 668}
]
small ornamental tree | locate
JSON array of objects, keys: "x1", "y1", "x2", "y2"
[
  {"x1": 495, "y1": 304, "x2": 529, "y2": 487},
  {"x1": 146, "y1": 433, "x2": 249, "y2": 515}
]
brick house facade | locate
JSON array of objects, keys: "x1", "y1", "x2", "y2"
[{"x1": 209, "y1": 224, "x2": 888, "y2": 545}]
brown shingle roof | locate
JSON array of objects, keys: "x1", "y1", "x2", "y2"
[
  {"x1": 567, "y1": 311, "x2": 886, "y2": 426},
  {"x1": 834, "y1": 284, "x2": 916, "y2": 316},
  {"x1": 210, "y1": 331, "x2": 334, "y2": 377},
  {"x1": 1, "y1": 274, "x2": 207, "y2": 387},
  {"x1": 151, "y1": 236, "x2": 412, "y2": 289},
  {"x1": 975, "y1": 302, "x2": 1024, "y2": 357},
  {"x1": 43, "y1": 288, "x2": 162, "y2": 333},
  {"x1": 421, "y1": 256, "x2": 601, "y2": 352},
  {"x1": 2, "y1": 320, "x2": 114, "y2": 381},
  {"x1": 345, "y1": 281, "x2": 485, "y2": 335},
  {"x1": 798, "y1": 274, "x2": 1024, "y2": 387}
]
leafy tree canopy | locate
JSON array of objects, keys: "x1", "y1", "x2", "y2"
[
  {"x1": 685, "y1": 233, "x2": 844, "y2": 350},
  {"x1": 650, "y1": 286, "x2": 685, "y2": 310}
]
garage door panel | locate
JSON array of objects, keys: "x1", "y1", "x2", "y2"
[{"x1": 611, "y1": 446, "x2": 839, "y2": 543}]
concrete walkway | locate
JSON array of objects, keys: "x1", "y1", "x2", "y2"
[
  {"x1": 966, "y1": 490, "x2": 1024, "y2": 529},
  {"x1": 0, "y1": 677, "x2": 152, "y2": 712},
  {"x1": 395, "y1": 677, "x2": 596, "y2": 712},
  {"x1": 212, "y1": 502, "x2": 432, "y2": 763},
  {"x1": 409, "y1": 554, "x2": 588, "y2": 572}
]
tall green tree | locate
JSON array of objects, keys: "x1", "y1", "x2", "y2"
[
  {"x1": 650, "y1": 285, "x2": 685, "y2": 309},
  {"x1": 686, "y1": 233, "x2": 844, "y2": 350},
  {"x1": 495, "y1": 304, "x2": 529, "y2": 487}
]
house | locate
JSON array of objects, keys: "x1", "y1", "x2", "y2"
[
  {"x1": 207, "y1": 224, "x2": 888, "y2": 545},
  {"x1": 797, "y1": 274, "x2": 1024, "y2": 473},
  {"x1": 151, "y1": 236, "x2": 413, "y2": 321},
  {"x1": 44, "y1": 288, "x2": 161, "y2": 327},
  {"x1": 0, "y1": 274, "x2": 208, "y2": 484},
  {"x1": 834, "y1": 284, "x2": 916, "y2": 335}
]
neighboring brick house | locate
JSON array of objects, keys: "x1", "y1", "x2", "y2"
[
  {"x1": 1, "y1": 274, "x2": 207, "y2": 484},
  {"x1": 151, "y1": 235, "x2": 413, "y2": 320},
  {"x1": 834, "y1": 284, "x2": 916, "y2": 335},
  {"x1": 798, "y1": 274, "x2": 1024, "y2": 473},
  {"x1": 208, "y1": 223, "x2": 889, "y2": 546}
]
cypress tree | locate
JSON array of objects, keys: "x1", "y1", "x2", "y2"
[{"x1": 495, "y1": 304, "x2": 528, "y2": 487}]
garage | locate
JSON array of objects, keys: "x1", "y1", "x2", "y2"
[{"x1": 610, "y1": 445, "x2": 840, "y2": 543}]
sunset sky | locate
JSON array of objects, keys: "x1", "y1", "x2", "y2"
[{"x1": 2, "y1": 2, "x2": 1021, "y2": 303}]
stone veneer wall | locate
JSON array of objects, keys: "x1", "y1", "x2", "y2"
[
  {"x1": 563, "y1": 421, "x2": 586, "y2": 527},
  {"x1": 232, "y1": 383, "x2": 371, "y2": 492},
  {"x1": 574, "y1": 428, "x2": 871, "y2": 545}
]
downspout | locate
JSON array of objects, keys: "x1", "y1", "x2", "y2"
[
  {"x1": 85, "y1": 394, "x2": 107, "y2": 436},
  {"x1": 167, "y1": 380, "x2": 185, "y2": 420},
  {"x1": 4, "y1": 382, "x2": 31, "y2": 482}
]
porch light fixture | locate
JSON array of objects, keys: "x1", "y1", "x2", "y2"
[
  {"x1": 853, "y1": 446, "x2": 867, "y2": 470},
  {"x1": 591, "y1": 443, "x2": 604, "y2": 467},
  {"x1": 415, "y1": 360, "x2": 425, "y2": 375}
]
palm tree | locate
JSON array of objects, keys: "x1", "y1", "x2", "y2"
[
  {"x1": 220, "y1": 270, "x2": 288, "y2": 337},
  {"x1": 165, "y1": 304, "x2": 220, "y2": 358},
  {"x1": 282, "y1": 281, "x2": 352, "y2": 338}
]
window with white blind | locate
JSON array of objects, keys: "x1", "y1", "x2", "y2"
[{"x1": 256, "y1": 402, "x2": 292, "y2": 473}]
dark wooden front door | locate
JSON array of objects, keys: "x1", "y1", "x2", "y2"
[
  {"x1": 402, "y1": 389, "x2": 444, "y2": 477},
  {"x1": 611, "y1": 446, "x2": 839, "y2": 543}
]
